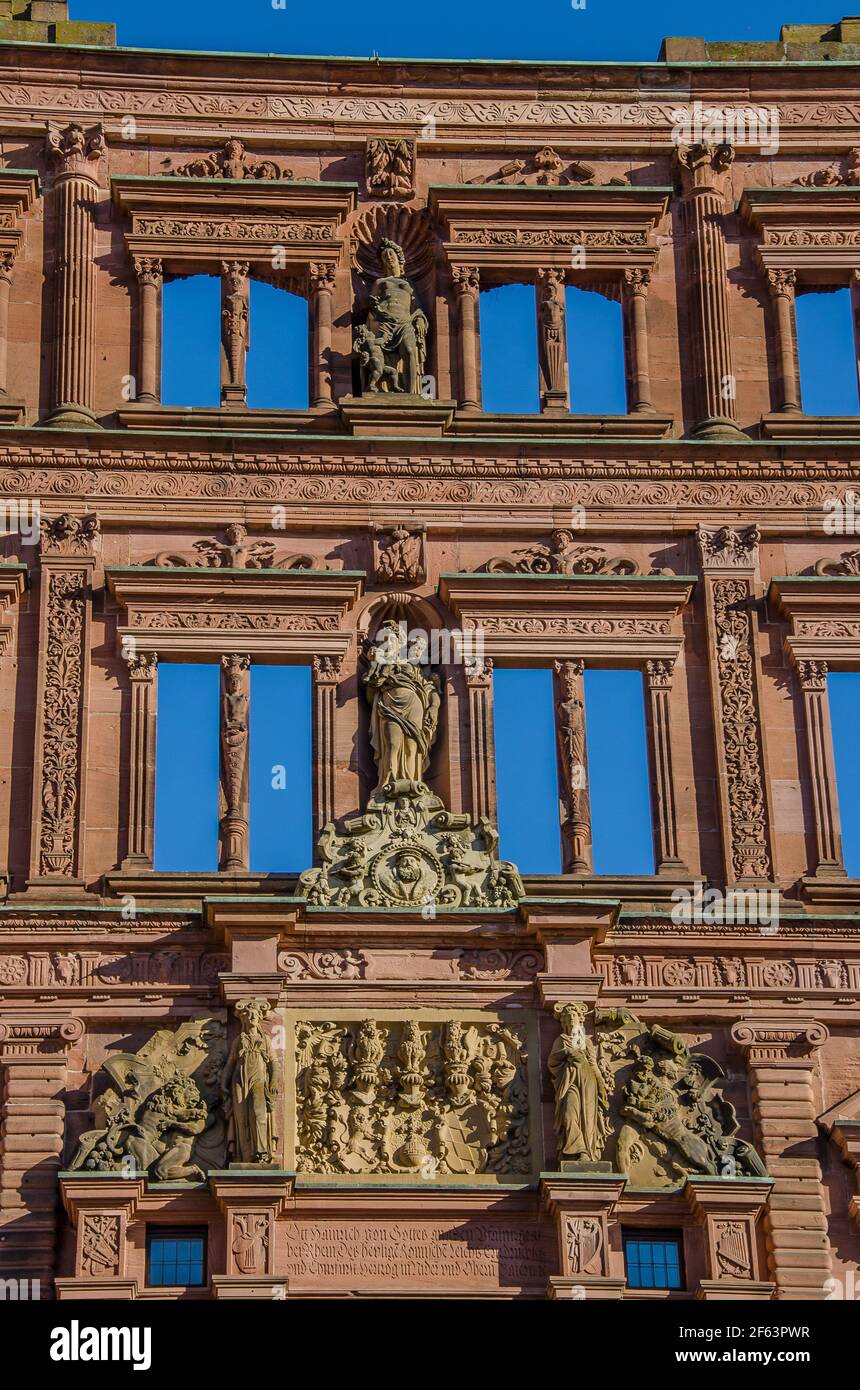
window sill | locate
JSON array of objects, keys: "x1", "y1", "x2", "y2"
[
  {"x1": 524, "y1": 872, "x2": 695, "y2": 906},
  {"x1": 760, "y1": 410, "x2": 860, "y2": 439},
  {"x1": 452, "y1": 409, "x2": 675, "y2": 439},
  {"x1": 115, "y1": 404, "x2": 340, "y2": 434},
  {"x1": 800, "y1": 871, "x2": 860, "y2": 905},
  {"x1": 104, "y1": 869, "x2": 299, "y2": 900}
]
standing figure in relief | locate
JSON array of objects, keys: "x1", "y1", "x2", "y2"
[
  {"x1": 222, "y1": 999, "x2": 278, "y2": 1165},
  {"x1": 360, "y1": 239, "x2": 428, "y2": 395},
  {"x1": 547, "y1": 1002, "x2": 609, "y2": 1164}
]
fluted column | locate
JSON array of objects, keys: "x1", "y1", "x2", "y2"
[
  {"x1": 220, "y1": 654, "x2": 251, "y2": 871},
  {"x1": 312, "y1": 655, "x2": 342, "y2": 835},
  {"x1": 766, "y1": 268, "x2": 801, "y2": 413},
  {"x1": 794, "y1": 659, "x2": 845, "y2": 877},
  {"x1": 465, "y1": 657, "x2": 497, "y2": 822},
  {"x1": 309, "y1": 262, "x2": 336, "y2": 408},
  {"x1": 452, "y1": 265, "x2": 481, "y2": 411},
  {"x1": 732, "y1": 1020, "x2": 832, "y2": 1300},
  {"x1": 0, "y1": 250, "x2": 15, "y2": 398},
  {"x1": 122, "y1": 651, "x2": 158, "y2": 869},
  {"x1": 221, "y1": 260, "x2": 249, "y2": 407},
  {"x1": 622, "y1": 268, "x2": 654, "y2": 413},
  {"x1": 554, "y1": 659, "x2": 591, "y2": 874},
  {"x1": 674, "y1": 142, "x2": 745, "y2": 439},
  {"x1": 537, "y1": 267, "x2": 569, "y2": 412},
  {"x1": 133, "y1": 257, "x2": 162, "y2": 405},
  {"x1": 45, "y1": 123, "x2": 106, "y2": 428},
  {"x1": 644, "y1": 658, "x2": 688, "y2": 874}
]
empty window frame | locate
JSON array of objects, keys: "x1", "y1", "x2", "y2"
[
  {"x1": 566, "y1": 285, "x2": 627, "y2": 414},
  {"x1": 584, "y1": 669, "x2": 656, "y2": 876},
  {"x1": 479, "y1": 282, "x2": 540, "y2": 414},
  {"x1": 795, "y1": 286, "x2": 859, "y2": 416},
  {"x1": 493, "y1": 667, "x2": 562, "y2": 873}
]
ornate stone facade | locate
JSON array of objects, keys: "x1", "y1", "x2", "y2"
[{"x1": 0, "y1": 13, "x2": 857, "y2": 1305}]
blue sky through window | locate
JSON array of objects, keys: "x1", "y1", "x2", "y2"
[
  {"x1": 250, "y1": 665, "x2": 313, "y2": 872},
  {"x1": 479, "y1": 284, "x2": 539, "y2": 415},
  {"x1": 493, "y1": 667, "x2": 561, "y2": 873},
  {"x1": 154, "y1": 664, "x2": 220, "y2": 870},
  {"x1": 247, "y1": 283, "x2": 309, "y2": 410},
  {"x1": 585, "y1": 669, "x2": 655, "y2": 876},
  {"x1": 828, "y1": 673, "x2": 860, "y2": 876},
  {"x1": 796, "y1": 289, "x2": 859, "y2": 416},
  {"x1": 161, "y1": 275, "x2": 220, "y2": 408},
  {"x1": 566, "y1": 286, "x2": 627, "y2": 414}
]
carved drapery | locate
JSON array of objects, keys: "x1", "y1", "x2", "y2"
[
  {"x1": 644, "y1": 657, "x2": 687, "y2": 874},
  {"x1": 312, "y1": 654, "x2": 342, "y2": 836},
  {"x1": 123, "y1": 651, "x2": 158, "y2": 869},
  {"x1": 553, "y1": 659, "x2": 591, "y2": 873},
  {"x1": 220, "y1": 654, "x2": 251, "y2": 871},
  {"x1": 622, "y1": 267, "x2": 654, "y2": 412},
  {"x1": 465, "y1": 657, "x2": 497, "y2": 823},
  {"x1": 452, "y1": 264, "x2": 481, "y2": 411},
  {"x1": 309, "y1": 262, "x2": 336, "y2": 408},
  {"x1": 133, "y1": 256, "x2": 162, "y2": 405},
  {"x1": 221, "y1": 260, "x2": 249, "y2": 406},
  {"x1": 766, "y1": 268, "x2": 801, "y2": 413},
  {"x1": 698, "y1": 525, "x2": 774, "y2": 884},
  {"x1": 537, "y1": 267, "x2": 568, "y2": 411},
  {"x1": 794, "y1": 658, "x2": 845, "y2": 877},
  {"x1": 46, "y1": 124, "x2": 106, "y2": 427},
  {"x1": 674, "y1": 143, "x2": 744, "y2": 439},
  {"x1": 732, "y1": 1020, "x2": 832, "y2": 1300},
  {"x1": 30, "y1": 514, "x2": 99, "y2": 884}
]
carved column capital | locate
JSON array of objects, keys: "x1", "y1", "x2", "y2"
[
  {"x1": 308, "y1": 262, "x2": 336, "y2": 294},
  {"x1": 731, "y1": 1018, "x2": 829, "y2": 1067},
  {"x1": 221, "y1": 259, "x2": 250, "y2": 286},
  {"x1": 452, "y1": 264, "x2": 480, "y2": 300},
  {"x1": 766, "y1": 267, "x2": 797, "y2": 301},
  {"x1": 46, "y1": 123, "x2": 106, "y2": 182},
  {"x1": 133, "y1": 256, "x2": 163, "y2": 290},
  {"x1": 536, "y1": 266, "x2": 567, "y2": 291},
  {"x1": 622, "y1": 267, "x2": 651, "y2": 296},
  {"x1": 645, "y1": 656, "x2": 675, "y2": 690},
  {"x1": 0, "y1": 1014, "x2": 84, "y2": 1061},
  {"x1": 673, "y1": 140, "x2": 735, "y2": 195},
  {"x1": 39, "y1": 511, "x2": 100, "y2": 559},
  {"x1": 312, "y1": 654, "x2": 343, "y2": 685},
  {"x1": 795, "y1": 658, "x2": 829, "y2": 692},
  {"x1": 697, "y1": 523, "x2": 760, "y2": 571},
  {"x1": 0, "y1": 249, "x2": 16, "y2": 285},
  {"x1": 465, "y1": 656, "x2": 494, "y2": 688},
  {"x1": 126, "y1": 650, "x2": 158, "y2": 682}
]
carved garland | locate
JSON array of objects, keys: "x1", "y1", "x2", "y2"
[{"x1": 39, "y1": 569, "x2": 86, "y2": 877}]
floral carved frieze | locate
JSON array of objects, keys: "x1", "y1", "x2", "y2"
[
  {"x1": 294, "y1": 1014, "x2": 532, "y2": 1177},
  {"x1": 0, "y1": 950, "x2": 230, "y2": 990},
  {"x1": 129, "y1": 611, "x2": 338, "y2": 632},
  {"x1": 133, "y1": 217, "x2": 331, "y2": 242},
  {"x1": 37, "y1": 568, "x2": 88, "y2": 878},
  {"x1": 279, "y1": 950, "x2": 367, "y2": 981}
]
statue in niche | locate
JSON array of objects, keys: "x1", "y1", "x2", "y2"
[
  {"x1": 222, "y1": 999, "x2": 278, "y2": 1165},
  {"x1": 547, "y1": 1002, "x2": 609, "y2": 1164},
  {"x1": 364, "y1": 620, "x2": 441, "y2": 795},
  {"x1": 354, "y1": 239, "x2": 428, "y2": 396}
]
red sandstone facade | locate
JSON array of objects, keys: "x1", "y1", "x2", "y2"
[{"x1": 0, "y1": 8, "x2": 859, "y2": 1301}]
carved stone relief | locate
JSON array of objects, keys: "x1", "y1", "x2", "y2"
[
  {"x1": 487, "y1": 532, "x2": 640, "y2": 575},
  {"x1": 81, "y1": 1213, "x2": 120, "y2": 1278},
  {"x1": 373, "y1": 524, "x2": 426, "y2": 586},
  {"x1": 365, "y1": 138, "x2": 416, "y2": 198},
  {"x1": 548, "y1": 1006, "x2": 766, "y2": 1188},
  {"x1": 174, "y1": 138, "x2": 291, "y2": 180},
  {"x1": 69, "y1": 1018, "x2": 228, "y2": 1179},
  {"x1": 294, "y1": 1014, "x2": 531, "y2": 1177},
  {"x1": 154, "y1": 523, "x2": 318, "y2": 570}
]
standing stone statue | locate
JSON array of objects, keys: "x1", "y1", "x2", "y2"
[
  {"x1": 354, "y1": 239, "x2": 429, "y2": 395},
  {"x1": 364, "y1": 621, "x2": 441, "y2": 796},
  {"x1": 222, "y1": 999, "x2": 278, "y2": 1165},
  {"x1": 547, "y1": 1002, "x2": 609, "y2": 1165}
]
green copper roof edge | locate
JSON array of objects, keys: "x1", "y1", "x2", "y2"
[
  {"x1": 111, "y1": 174, "x2": 359, "y2": 189},
  {"x1": 440, "y1": 571, "x2": 696, "y2": 582},
  {"x1": 429, "y1": 183, "x2": 673, "y2": 192},
  {"x1": 0, "y1": 903, "x2": 201, "y2": 915},
  {"x1": 108, "y1": 565, "x2": 366, "y2": 577},
  {"x1": 6, "y1": 37, "x2": 860, "y2": 70},
  {"x1": 770, "y1": 575, "x2": 860, "y2": 582}
]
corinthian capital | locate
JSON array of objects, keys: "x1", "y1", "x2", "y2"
[
  {"x1": 452, "y1": 265, "x2": 480, "y2": 299},
  {"x1": 673, "y1": 141, "x2": 734, "y2": 194},
  {"x1": 46, "y1": 123, "x2": 106, "y2": 179}
]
